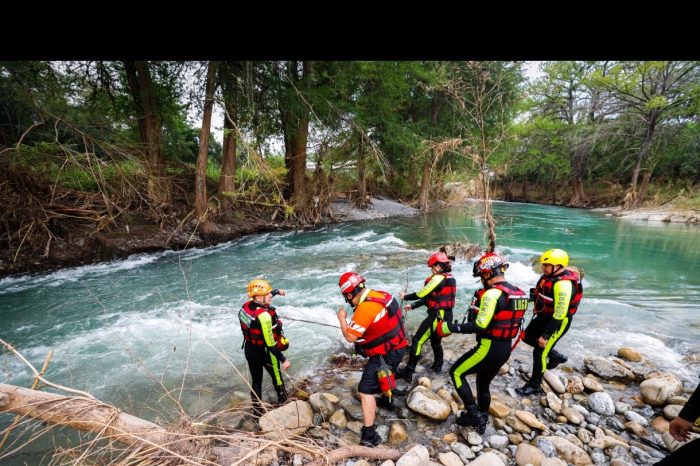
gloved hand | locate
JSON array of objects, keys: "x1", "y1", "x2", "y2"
[
  {"x1": 529, "y1": 288, "x2": 536, "y2": 302},
  {"x1": 447, "y1": 321, "x2": 463, "y2": 333}
]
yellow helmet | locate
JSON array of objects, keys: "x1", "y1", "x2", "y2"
[
  {"x1": 247, "y1": 279, "x2": 272, "y2": 298},
  {"x1": 539, "y1": 249, "x2": 569, "y2": 267}
]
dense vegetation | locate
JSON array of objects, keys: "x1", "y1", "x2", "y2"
[{"x1": 1, "y1": 61, "x2": 698, "y2": 272}]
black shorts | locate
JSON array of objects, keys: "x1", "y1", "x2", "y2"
[{"x1": 358, "y1": 347, "x2": 406, "y2": 395}]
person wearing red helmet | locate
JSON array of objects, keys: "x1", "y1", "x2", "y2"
[
  {"x1": 437, "y1": 252, "x2": 528, "y2": 433},
  {"x1": 337, "y1": 271, "x2": 408, "y2": 447},
  {"x1": 396, "y1": 251, "x2": 456, "y2": 382},
  {"x1": 239, "y1": 278, "x2": 291, "y2": 417}
]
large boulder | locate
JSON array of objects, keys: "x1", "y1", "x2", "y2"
[
  {"x1": 584, "y1": 356, "x2": 635, "y2": 382},
  {"x1": 543, "y1": 435, "x2": 593, "y2": 466},
  {"x1": 396, "y1": 444, "x2": 430, "y2": 466},
  {"x1": 308, "y1": 392, "x2": 336, "y2": 418},
  {"x1": 515, "y1": 443, "x2": 545, "y2": 466},
  {"x1": 406, "y1": 385, "x2": 451, "y2": 420},
  {"x1": 259, "y1": 400, "x2": 314, "y2": 440},
  {"x1": 639, "y1": 374, "x2": 683, "y2": 406}
]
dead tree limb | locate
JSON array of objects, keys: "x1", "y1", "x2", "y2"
[{"x1": 305, "y1": 445, "x2": 402, "y2": 466}]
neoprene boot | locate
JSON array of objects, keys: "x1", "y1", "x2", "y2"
[
  {"x1": 456, "y1": 404, "x2": 487, "y2": 434},
  {"x1": 431, "y1": 346, "x2": 444, "y2": 373},
  {"x1": 250, "y1": 390, "x2": 264, "y2": 417},
  {"x1": 360, "y1": 424, "x2": 382, "y2": 447},
  {"x1": 547, "y1": 350, "x2": 568, "y2": 370},
  {"x1": 398, "y1": 355, "x2": 419, "y2": 383},
  {"x1": 275, "y1": 385, "x2": 288, "y2": 403},
  {"x1": 515, "y1": 380, "x2": 544, "y2": 396}
]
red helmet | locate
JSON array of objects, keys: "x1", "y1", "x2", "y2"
[
  {"x1": 472, "y1": 252, "x2": 508, "y2": 277},
  {"x1": 428, "y1": 251, "x2": 450, "y2": 267},
  {"x1": 339, "y1": 272, "x2": 366, "y2": 294}
]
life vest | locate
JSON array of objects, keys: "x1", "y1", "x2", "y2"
[
  {"x1": 355, "y1": 291, "x2": 408, "y2": 357},
  {"x1": 239, "y1": 301, "x2": 283, "y2": 347},
  {"x1": 470, "y1": 282, "x2": 529, "y2": 340},
  {"x1": 533, "y1": 268, "x2": 583, "y2": 316},
  {"x1": 425, "y1": 273, "x2": 456, "y2": 313}
]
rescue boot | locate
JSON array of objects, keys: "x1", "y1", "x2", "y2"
[
  {"x1": 359, "y1": 424, "x2": 382, "y2": 447},
  {"x1": 250, "y1": 391, "x2": 264, "y2": 418},
  {"x1": 376, "y1": 394, "x2": 395, "y2": 411},
  {"x1": 547, "y1": 350, "x2": 568, "y2": 370},
  {"x1": 274, "y1": 385, "x2": 288, "y2": 403},
  {"x1": 515, "y1": 380, "x2": 544, "y2": 396},
  {"x1": 456, "y1": 404, "x2": 487, "y2": 434},
  {"x1": 397, "y1": 355, "x2": 419, "y2": 383}
]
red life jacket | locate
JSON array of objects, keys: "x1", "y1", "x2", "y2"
[
  {"x1": 533, "y1": 268, "x2": 583, "y2": 316},
  {"x1": 470, "y1": 282, "x2": 529, "y2": 340},
  {"x1": 355, "y1": 290, "x2": 408, "y2": 357},
  {"x1": 425, "y1": 273, "x2": 457, "y2": 312},
  {"x1": 239, "y1": 301, "x2": 282, "y2": 346}
]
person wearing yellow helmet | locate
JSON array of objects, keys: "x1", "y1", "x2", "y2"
[
  {"x1": 239, "y1": 278, "x2": 290, "y2": 416},
  {"x1": 516, "y1": 248, "x2": 584, "y2": 396}
]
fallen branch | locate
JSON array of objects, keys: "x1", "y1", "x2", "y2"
[{"x1": 305, "y1": 445, "x2": 402, "y2": 466}]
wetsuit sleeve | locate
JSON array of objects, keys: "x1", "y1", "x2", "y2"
[
  {"x1": 409, "y1": 298, "x2": 428, "y2": 309},
  {"x1": 475, "y1": 288, "x2": 502, "y2": 330},
  {"x1": 679, "y1": 382, "x2": 700, "y2": 422},
  {"x1": 543, "y1": 280, "x2": 573, "y2": 339},
  {"x1": 271, "y1": 289, "x2": 281, "y2": 296},
  {"x1": 258, "y1": 311, "x2": 286, "y2": 362},
  {"x1": 414, "y1": 274, "x2": 446, "y2": 299}
]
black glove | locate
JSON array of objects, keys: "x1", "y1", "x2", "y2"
[
  {"x1": 529, "y1": 288, "x2": 536, "y2": 302},
  {"x1": 447, "y1": 321, "x2": 462, "y2": 333}
]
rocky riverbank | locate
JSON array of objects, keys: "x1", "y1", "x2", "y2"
[
  {"x1": 216, "y1": 333, "x2": 699, "y2": 465},
  {"x1": 593, "y1": 206, "x2": 700, "y2": 225}
]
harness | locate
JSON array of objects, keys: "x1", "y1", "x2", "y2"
[
  {"x1": 239, "y1": 301, "x2": 283, "y2": 347},
  {"x1": 470, "y1": 282, "x2": 529, "y2": 340},
  {"x1": 533, "y1": 268, "x2": 583, "y2": 316},
  {"x1": 355, "y1": 291, "x2": 407, "y2": 357}
]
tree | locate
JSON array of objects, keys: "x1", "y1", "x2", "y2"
[
  {"x1": 194, "y1": 61, "x2": 219, "y2": 234},
  {"x1": 596, "y1": 61, "x2": 700, "y2": 209}
]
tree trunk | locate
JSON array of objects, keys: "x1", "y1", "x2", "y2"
[
  {"x1": 357, "y1": 146, "x2": 368, "y2": 209},
  {"x1": 569, "y1": 176, "x2": 586, "y2": 206},
  {"x1": 628, "y1": 115, "x2": 657, "y2": 210},
  {"x1": 195, "y1": 61, "x2": 219, "y2": 235},
  {"x1": 638, "y1": 166, "x2": 655, "y2": 207},
  {"x1": 219, "y1": 61, "x2": 242, "y2": 196},
  {"x1": 418, "y1": 155, "x2": 431, "y2": 212},
  {"x1": 279, "y1": 61, "x2": 313, "y2": 204},
  {"x1": 0, "y1": 383, "x2": 168, "y2": 447},
  {"x1": 123, "y1": 61, "x2": 164, "y2": 176}
]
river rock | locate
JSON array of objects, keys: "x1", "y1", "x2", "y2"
[
  {"x1": 466, "y1": 452, "x2": 505, "y2": 466},
  {"x1": 614, "y1": 401, "x2": 631, "y2": 414},
  {"x1": 437, "y1": 387, "x2": 453, "y2": 403},
  {"x1": 259, "y1": 400, "x2": 314, "y2": 440},
  {"x1": 417, "y1": 377, "x2": 432, "y2": 389},
  {"x1": 544, "y1": 372, "x2": 566, "y2": 394},
  {"x1": 582, "y1": 375, "x2": 605, "y2": 392},
  {"x1": 562, "y1": 407, "x2": 584, "y2": 424},
  {"x1": 396, "y1": 444, "x2": 430, "y2": 466},
  {"x1": 508, "y1": 432, "x2": 524, "y2": 445},
  {"x1": 406, "y1": 386, "x2": 451, "y2": 420},
  {"x1": 546, "y1": 392, "x2": 563, "y2": 413},
  {"x1": 339, "y1": 398, "x2": 364, "y2": 421},
  {"x1": 566, "y1": 375, "x2": 585, "y2": 395},
  {"x1": 329, "y1": 409, "x2": 347, "y2": 428},
  {"x1": 467, "y1": 431, "x2": 483, "y2": 445},
  {"x1": 617, "y1": 346, "x2": 642, "y2": 362},
  {"x1": 577, "y1": 427, "x2": 592, "y2": 444},
  {"x1": 515, "y1": 410, "x2": 547, "y2": 430},
  {"x1": 624, "y1": 410, "x2": 648, "y2": 426},
  {"x1": 664, "y1": 404, "x2": 683, "y2": 420},
  {"x1": 590, "y1": 448, "x2": 606, "y2": 464},
  {"x1": 309, "y1": 393, "x2": 338, "y2": 420},
  {"x1": 652, "y1": 416, "x2": 670, "y2": 432},
  {"x1": 443, "y1": 432, "x2": 459, "y2": 444},
  {"x1": 389, "y1": 421, "x2": 407, "y2": 443},
  {"x1": 534, "y1": 437, "x2": 557, "y2": 457},
  {"x1": 541, "y1": 459, "x2": 567, "y2": 466},
  {"x1": 507, "y1": 415, "x2": 533, "y2": 434},
  {"x1": 489, "y1": 400, "x2": 511, "y2": 418},
  {"x1": 451, "y1": 442, "x2": 476, "y2": 462},
  {"x1": 589, "y1": 435, "x2": 630, "y2": 450},
  {"x1": 437, "y1": 451, "x2": 463, "y2": 466},
  {"x1": 624, "y1": 420, "x2": 648, "y2": 437},
  {"x1": 489, "y1": 434, "x2": 509, "y2": 449},
  {"x1": 667, "y1": 395, "x2": 688, "y2": 405},
  {"x1": 587, "y1": 392, "x2": 615, "y2": 416},
  {"x1": 640, "y1": 373, "x2": 684, "y2": 406},
  {"x1": 543, "y1": 435, "x2": 592, "y2": 466},
  {"x1": 584, "y1": 356, "x2": 635, "y2": 382},
  {"x1": 515, "y1": 442, "x2": 545, "y2": 466}
]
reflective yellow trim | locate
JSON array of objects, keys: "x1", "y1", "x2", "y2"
[{"x1": 452, "y1": 339, "x2": 492, "y2": 389}]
